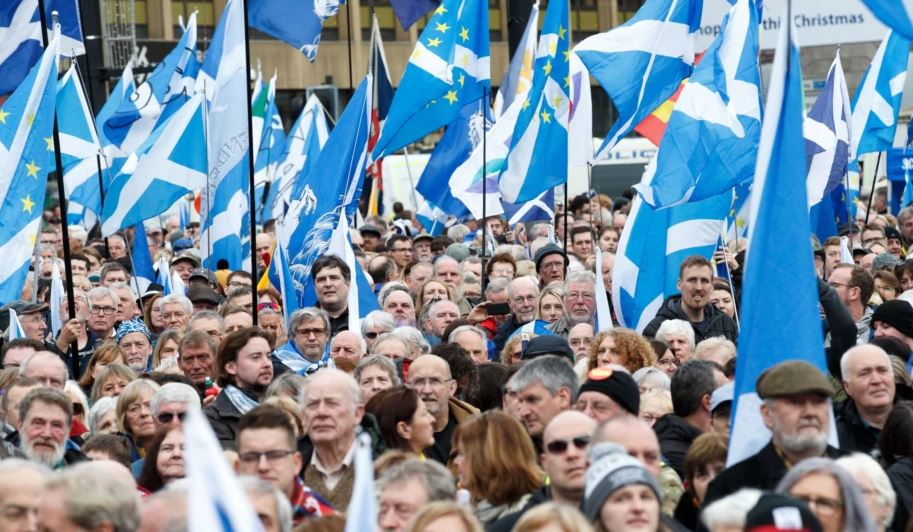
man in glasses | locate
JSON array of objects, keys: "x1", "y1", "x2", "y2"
[
  {"x1": 274, "y1": 308, "x2": 334, "y2": 375},
  {"x1": 489, "y1": 411, "x2": 597, "y2": 532}
]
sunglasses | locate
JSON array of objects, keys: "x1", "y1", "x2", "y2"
[
  {"x1": 156, "y1": 411, "x2": 187, "y2": 424},
  {"x1": 545, "y1": 435, "x2": 590, "y2": 455}
]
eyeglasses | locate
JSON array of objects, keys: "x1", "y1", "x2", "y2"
[
  {"x1": 408, "y1": 377, "x2": 450, "y2": 389},
  {"x1": 793, "y1": 495, "x2": 843, "y2": 516},
  {"x1": 89, "y1": 306, "x2": 116, "y2": 315},
  {"x1": 296, "y1": 327, "x2": 326, "y2": 337},
  {"x1": 545, "y1": 436, "x2": 590, "y2": 454},
  {"x1": 828, "y1": 282, "x2": 851, "y2": 289},
  {"x1": 238, "y1": 450, "x2": 295, "y2": 465},
  {"x1": 156, "y1": 411, "x2": 187, "y2": 424}
]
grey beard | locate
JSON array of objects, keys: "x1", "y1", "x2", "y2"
[
  {"x1": 779, "y1": 432, "x2": 828, "y2": 457},
  {"x1": 23, "y1": 439, "x2": 66, "y2": 467}
]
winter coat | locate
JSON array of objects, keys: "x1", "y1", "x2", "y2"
[{"x1": 642, "y1": 295, "x2": 738, "y2": 343}]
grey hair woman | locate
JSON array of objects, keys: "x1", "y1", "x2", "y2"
[
  {"x1": 836, "y1": 453, "x2": 896, "y2": 531},
  {"x1": 775, "y1": 457, "x2": 876, "y2": 532}
]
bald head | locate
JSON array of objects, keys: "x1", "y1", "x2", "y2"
[
  {"x1": 594, "y1": 415, "x2": 662, "y2": 480},
  {"x1": 304, "y1": 368, "x2": 364, "y2": 449},
  {"x1": 840, "y1": 344, "x2": 891, "y2": 379},
  {"x1": 408, "y1": 354, "x2": 451, "y2": 379},
  {"x1": 841, "y1": 343, "x2": 895, "y2": 414},
  {"x1": 329, "y1": 330, "x2": 366, "y2": 363},
  {"x1": 543, "y1": 410, "x2": 597, "y2": 443},
  {"x1": 405, "y1": 355, "x2": 456, "y2": 425}
]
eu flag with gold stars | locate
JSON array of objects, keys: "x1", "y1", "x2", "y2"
[
  {"x1": 498, "y1": 0, "x2": 570, "y2": 204},
  {"x1": 371, "y1": 0, "x2": 490, "y2": 159},
  {"x1": 0, "y1": 32, "x2": 59, "y2": 304}
]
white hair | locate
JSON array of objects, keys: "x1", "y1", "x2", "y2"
[
  {"x1": 836, "y1": 453, "x2": 896, "y2": 528},
  {"x1": 701, "y1": 489, "x2": 763, "y2": 530},
  {"x1": 840, "y1": 344, "x2": 891, "y2": 384},
  {"x1": 656, "y1": 319, "x2": 695, "y2": 349}
]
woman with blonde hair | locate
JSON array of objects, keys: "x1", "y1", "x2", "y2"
[
  {"x1": 89, "y1": 363, "x2": 137, "y2": 403},
  {"x1": 405, "y1": 501, "x2": 483, "y2": 532},
  {"x1": 513, "y1": 502, "x2": 594, "y2": 532},
  {"x1": 452, "y1": 411, "x2": 543, "y2": 526},
  {"x1": 536, "y1": 283, "x2": 564, "y2": 323},
  {"x1": 415, "y1": 279, "x2": 454, "y2": 323},
  {"x1": 588, "y1": 329, "x2": 657, "y2": 374},
  {"x1": 78, "y1": 342, "x2": 127, "y2": 393},
  {"x1": 151, "y1": 329, "x2": 182, "y2": 369},
  {"x1": 499, "y1": 334, "x2": 527, "y2": 366},
  {"x1": 115, "y1": 378, "x2": 161, "y2": 461}
]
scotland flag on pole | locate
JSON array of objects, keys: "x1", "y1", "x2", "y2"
[
  {"x1": 498, "y1": 0, "x2": 570, "y2": 204},
  {"x1": 198, "y1": 0, "x2": 251, "y2": 271},
  {"x1": 274, "y1": 95, "x2": 330, "y2": 224},
  {"x1": 248, "y1": 0, "x2": 345, "y2": 62},
  {"x1": 612, "y1": 158, "x2": 731, "y2": 332},
  {"x1": 729, "y1": 9, "x2": 835, "y2": 465},
  {"x1": 860, "y1": 1, "x2": 913, "y2": 42},
  {"x1": 635, "y1": 0, "x2": 761, "y2": 209},
  {"x1": 493, "y1": 1, "x2": 538, "y2": 118},
  {"x1": 371, "y1": 0, "x2": 490, "y2": 159},
  {"x1": 0, "y1": 0, "x2": 42, "y2": 96},
  {"x1": 0, "y1": 32, "x2": 58, "y2": 304},
  {"x1": 283, "y1": 75, "x2": 372, "y2": 309},
  {"x1": 95, "y1": 63, "x2": 135, "y2": 149},
  {"x1": 103, "y1": 15, "x2": 199, "y2": 154},
  {"x1": 56, "y1": 66, "x2": 107, "y2": 219},
  {"x1": 101, "y1": 94, "x2": 208, "y2": 236},
  {"x1": 850, "y1": 30, "x2": 911, "y2": 158},
  {"x1": 574, "y1": 0, "x2": 702, "y2": 160}
]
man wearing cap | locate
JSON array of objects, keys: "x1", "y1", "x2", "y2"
[
  {"x1": 534, "y1": 244, "x2": 567, "y2": 288},
  {"x1": 510, "y1": 355, "x2": 579, "y2": 450},
  {"x1": 116, "y1": 320, "x2": 154, "y2": 373},
  {"x1": 835, "y1": 344, "x2": 895, "y2": 456},
  {"x1": 643, "y1": 256, "x2": 739, "y2": 343},
  {"x1": 885, "y1": 226, "x2": 904, "y2": 258},
  {"x1": 412, "y1": 233, "x2": 433, "y2": 262},
  {"x1": 188, "y1": 286, "x2": 222, "y2": 313},
  {"x1": 359, "y1": 225, "x2": 382, "y2": 252},
  {"x1": 2, "y1": 301, "x2": 48, "y2": 343},
  {"x1": 872, "y1": 299, "x2": 913, "y2": 350},
  {"x1": 827, "y1": 264, "x2": 875, "y2": 344},
  {"x1": 703, "y1": 360, "x2": 845, "y2": 507},
  {"x1": 519, "y1": 336, "x2": 575, "y2": 363},
  {"x1": 575, "y1": 367, "x2": 641, "y2": 422},
  {"x1": 169, "y1": 253, "x2": 199, "y2": 284},
  {"x1": 709, "y1": 382, "x2": 734, "y2": 437}
]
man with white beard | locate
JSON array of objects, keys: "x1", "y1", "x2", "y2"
[{"x1": 17, "y1": 388, "x2": 87, "y2": 468}]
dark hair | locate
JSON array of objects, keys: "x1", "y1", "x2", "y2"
[
  {"x1": 837, "y1": 264, "x2": 875, "y2": 305},
  {"x1": 431, "y1": 237, "x2": 453, "y2": 254},
  {"x1": 368, "y1": 255, "x2": 398, "y2": 284},
  {"x1": 463, "y1": 363, "x2": 509, "y2": 412},
  {"x1": 485, "y1": 253, "x2": 517, "y2": 278},
  {"x1": 0, "y1": 338, "x2": 44, "y2": 365},
  {"x1": 147, "y1": 372, "x2": 195, "y2": 387},
  {"x1": 70, "y1": 253, "x2": 90, "y2": 267},
  {"x1": 82, "y1": 433, "x2": 132, "y2": 469},
  {"x1": 100, "y1": 262, "x2": 128, "y2": 281},
  {"x1": 311, "y1": 255, "x2": 351, "y2": 283},
  {"x1": 138, "y1": 426, "x2": 181, "y2": 492},
  {"x1": 238, "y1": 404, "x2": 297, "y2": 449},
  {"x1": 432, "y1": 343, "x2": 478, "y2": 397},
  {"x1": 678, "y1": 255, "x2": 713, "y2": 280},
  {"x1": 386, "y1": 234, "x2": 411, "y2": 251},
  {"x1": 569, "y1": 226, "x2": 596, "y2": 242},
  {"x1": 880, "y1": 401, "x2": 913, "y2": 466},
  {"x1": 227, "y1": 270, "x2": 252, "y2": 283},
  {"x1": 869, "y1": 336, "x2": 911, "y2": 361},
  {"x1": 216, "y1": 328, "x2": 275, "y2": 387},
  {"x1": 365, "y1": 386, "x2": 423, "y2": 452},
  {"x1": 671, "y1": 360, "x2": 720, "y2": 417},
  {"x1": 649, "y1": 339, "x2": 669, "y2": 359}
]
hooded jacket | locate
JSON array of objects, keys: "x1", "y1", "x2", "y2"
[{"x1": 642, "y1": 295, "x2": 738, "y2": 343}]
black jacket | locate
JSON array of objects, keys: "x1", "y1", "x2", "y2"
[
  {"x1": 492, "y1": 315, "x2": 525, "y2": 353},
  {"x1": 642, "y1": 295, "x2": 738, "y2": 343},
  {"x1": 488, "y1": 486, "x2": 553, "y2": 532},
  {"x1": 653, "y1": 414, "x2": 703, "y2": 479},
  {"x1": 835, "y1": 399, "x2": 881, "y2": 458},
  {"x1": 703, "y1": 441, "x2": 846, "y2": 508},
  {"x1": 203, "y1": 391, "x2": 243, "y2": 450},
  {"x1": 817, "y1": 280, "x2": 857, "y2": 381},
  {"x1": 888, "y1": 458, "x2": 913, "y2": 532}
]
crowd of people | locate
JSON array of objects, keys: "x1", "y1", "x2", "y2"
[{"x1": 2, "y1": 192, "x2": 913, "y2": 532}]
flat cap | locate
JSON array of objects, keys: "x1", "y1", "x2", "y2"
[{"x1": 756, "y1": 360, "x2": 833, "y2": 399}]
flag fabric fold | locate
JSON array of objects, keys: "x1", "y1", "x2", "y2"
[
  {"x1": 248, "y1": 0, "x2": 346, "y2": 62},
  {"x1": 859, "y1": 1, "x2": 913, "y2": 42},
  {"x1": 274, "y1": 95, "x2": 330, "y2": 224},
  {"x1": 390, "y1": 0, "x2": 440, "y2": 30}
]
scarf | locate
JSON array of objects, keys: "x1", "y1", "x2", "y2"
[
  {"x1": 274, "y1": 342, "x2": 335, "y2": 376},
  {"x1": 224, "y1": 385, "x2": 260, "y2": 414}
]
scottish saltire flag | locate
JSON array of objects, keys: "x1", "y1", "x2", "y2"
[
  {"x1": 415, "y1": 203, "x2": 449, "y2": 236},
  {"x1": 48, "y1": 0, "x2": 85, "y2": 57},
  {"x1": 366, "y1": 16, "x2": 394, "y2": 218},
  {"x1": 131, "y1": 222, "x2": 156, "y2": 295},
  {"x1": 613, "y1": 159, "x2": 731, "y2": 332},
  {"x1": 493, "y1": 1, "x2": 539, "y2": 118},
  {"x1": 101, "y1": 94, "x2": 208, "y2": 236},
  {"x1": 248, "y1": 0, "x2": 345, "y2": 62},
  {"x1": 185, "y1": 408, "x2": 262, "y2": 532},
  {"x1": 198, "y1": 0, "x2": 251, "y2": 271},
  {"x1": 498, "y1": 0, "x2": 570, "y2": 204},
  {"x1": 508, "y1": 320, "x2": 556, "y2": 339},
  {"x1": 568, "y1": 52, "x2": 594, "y2": 168},
  {"x1": 805, "y1": 51, "x2": 851, "y2": 240},
  {"x1": 594, "y1": 248, "x2": 613, "y2": 332},
  {"x1": 851, "y1": 30, "x2": 911, "y2": 158},
  {"x1": 95, "y1": 63, "x2": 135, "y2": 149},
  {"x1": 501, "y1": 189, "x2": 555, "y2": 225},
  {"x1": 103, "y1": 16, "x2": 198, "y2": 154},
  {"x1": 56, "y1": 66, "x2": 107, "y2": 219},
  {"x1": 371, "y1": 0, "x2": 490, "y2": 159},
  {"x1": 729, "y1": 14, "x2": 835, "y2": 465},
  {"x1": 0, "y1": 0, "x2": 42, "y2": 96},
  {"x1": 263, "y1": 237, "x2": 300, "y2": 317},
  {"x1": 50, "y1": 262, "x2": 64, "y2": 336},
  {"x1": 274, "y1": 95, "x2": 330, "y2": 223},
  {"x1": 635, "y1": 0, "x2": 761, "y2": 208},
  {"x1": 575, "y1": 0, "x2": 702, "y2": 160},
  {"x1": 391, "y1": 0, "x2": 439, "y2": 30},
  {"x1": 155, "y1": 256, "x2": 173, "y2": 295},
  {"x1": 861, "y1": 1, "x2": 913, "y2": 42},
  {"x1": 0, "y1": 32, "x2": 58, "y2": 305},
  {"x1": 6, "y1": 308, "x2": 25, "y2": 339},
  {"x1": 344, "y1": 433, "x2": 378, "y2": 532},
  {"x1": 282, "y1": 75, "x2": 372, "y2": 308}
]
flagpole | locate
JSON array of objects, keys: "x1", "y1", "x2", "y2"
[
  {"x1": 241, "y1": 0, "x2": 259, "y2": 325},
  {"x1": 863, "y1": 151, "x2": 883, "y2": 225},
  {"x1": 481, "y1": 87, "x2": 489, "y2": 274},
  {"x1": 36, "y1": 3, "x2": 79, "y2": 375},
  {"x1": 344, "y1": 0, "x2": 355, "y2": 91}
]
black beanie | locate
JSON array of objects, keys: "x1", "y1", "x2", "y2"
[
  {"x1": 577, "y1": 368, "x2": 640, "y2": 416},
  {"x1": 872, "y1": 300, "x2": 913, "y2": 340}
]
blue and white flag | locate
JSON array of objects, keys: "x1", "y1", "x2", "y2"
[
  {"x1": 391, "y1": 0, "x2": 439, "y2": 30},
  {"x1": 131, "y1": 221, "x2": 156, "y2": 295},
  {"x1": 267, "y1": 236, "x2": 300, "y2": 318},
  {"x1": 860, "y1": 1, "x2": 913, "y2": 42},
  {"x1": 502, "y1": 189, "x2": 555, "y2": 225},
  {"x1": 371, "y1": 0, "x2": 490, "y2": 159},
  {"x1": 805, "y1": 50, "x2": 851, "y2": 240},
  {"x1": 185, "y1": 408, "x2": 262, "y2": 532},
  {"x1": 635, "y1": 0, "x2": 761, "y2": 208},
  {"x1": 327, "y1": 211, "x2": 381, "y2": 331},
  {"x1": 0, "y1": 31, "x2": 59, "y2": 305},
  {"x1": 248, "y1": 0, "x2": 345, "y2": 62},
  {"x1": 57, "y1": 66, "x2": 107, "y2": 219},
  {"x1": 95, "y1": 62, "x2": 135, "y2": 150},
  {"x1": 0, "y1": 0, "x2": 42, "y2": 96},
  {"x1": 415, "y1": 202, "x2": 449, "y2": 236},
  {"x1": 101, "y1": 94, "x2": 208, "y2": 236},
  {"x1": 729, "y1": 13, "x2": 834, "y2": 465},
  {"x1": 198, "y1": 0, "x2": 251, "y2": 271},
  {"x1": 254, "y1": 75, "x2": 288, "y2": 221},
  {"x1": 851, "y1": 30, "x2": 911, "y2": 158},
  {"x1": 574, "y1": 0, "x2": 702, "y2": 160},
  {"x1": 344, "y1": 433, "x2": 378, "y2": 532},
  {"x1": 6, "y1": 308, "x2": 25, "y2": 340},
  {"x1": 493, "y1": 1, "x2": 539, "y2": 118},
  {"x1": 498, "y1": 0, "x2": 570, "y2": 204},
  {"x1": 47, "y1": 0, "x2": 84, "y2": 57},
  {"x1": 508, "y1": 319, "x2": 556, "y2": 340},
  {"x1": 612, "y1": 158, "x2": 731, "y2": 332},
  {"x1": 274, "y1": 95, "x2": 330, "y2": 224},
  {"x1": 283, "y1": 75, "x2": 372, "y2": 309},
  {"x1": 103, "y1": 15, "x2": 199, "y2": 154}
]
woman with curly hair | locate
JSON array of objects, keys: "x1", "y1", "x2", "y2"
[{"x1": 588, "y1": 329, "x2": 657, "y2": 374}]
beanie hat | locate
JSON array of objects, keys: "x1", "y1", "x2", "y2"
[
  {"x1": 445, "y1": 243, "x2": 470, "y2": 262},
  {"x1": 584, "y1": 442, "x2": 661, "y2": 521},
  {"x1": 744, "y1": 493, "x2": 823, "y2": 532},
  {"x1": 534, "y1": 243, "x2": 567, "y2": 272},
  {"x1": 115, "y1": 319, "x2": 152, "y2": 345},
  {"x1": 872, "y1": 300, "x2": 913, "y2": 340},
  {"x1": 578, "y1": 368, "x2": 640, "y2": 416}
]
